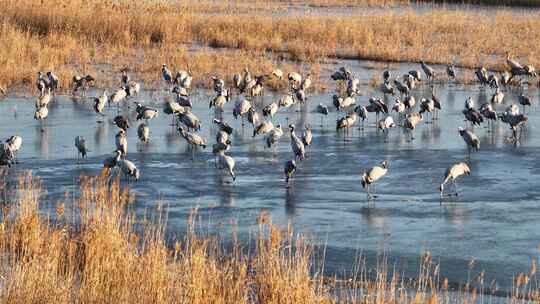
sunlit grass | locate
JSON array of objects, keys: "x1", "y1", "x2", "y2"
[
  {"x1": 0, "y1": 171, "x2": 539, "y2": 303},
  {"x1": 0, "y1": 0, "x2": 539, "y2": 93}
]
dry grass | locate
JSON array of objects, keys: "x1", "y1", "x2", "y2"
[
  {"x1": 0, "y1": 172, "x2": 327, "y2": 303},
  {"x1": 1, "y1": 0, "x2": 540, "y2": 93},
  {"x1": 1, "y1": 171, "x2": 540, "y2": 303}
]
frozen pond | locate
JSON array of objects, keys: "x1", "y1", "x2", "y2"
[
  {"x1": 199, "y1": 1, "x2": 540, "y2": 18},
  {"x1": 1, "y1": 63, "x2": 540, "y2": 294}
]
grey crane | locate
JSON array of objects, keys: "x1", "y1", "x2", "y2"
[
  {"x1": 233, "y1": 98, "x2": 252, "y2": 126},
  {"x1": 266, "y1": 124, "x2": 283, "y2": 155},
  {"x1": 36, "y1": 72, "x2": 46, "y2": 95},
  {"x1": 102, "y1": 150, "x2": 122, "y2": 172},
  {"x1": 164, "y1": 98, "x2": 186, "y2": 125},
  {"x1": 138, "y1": 123, "x2": 150, "y2": 142},
  {"x1": 479, "y1": 103, "x2": 497, "y2": 131},
  {"x1": 127, "y1": 81, "x2": 141, "y2": 96},
  {"x1": 263, "y1": 102, "x2": 279, "y2": 122},
  {"x1": 178, "y1": 111, "x2": 201, "y2": 131},
  {"x1": 253, "y1": 120, "x2": 274, "y2": 138},
  {"x1": 118, "y1": 158, "x2": 140, "y2": 182},
  {"x1": 382, "y1": 70, "x2": 391, "y2": 83},
  {"x1": 178, "y1": 126, "x2": 207, "y2": 160},
  {"x1": 301, "y1": 125, "x2": 312, "y2": 152},
  {"x1": 439, "y1": 163, "x2": 471, "y2": 197},
  {"x1": 488, "y1": 74, "x2": 499, "y2": 89},
  {"x1": 462, "y1": 108, "x2": 484, "y2": 128},
  {"x1": 247, "y1": 107, "x2": 260, "y2": 130},
  {"x1": 294, "y1": 88, "x2": 306, "y2": 104},
  {"x1": 446, "y1": 64, "x2": 456, "y2": 82},
  {"x1": 506, "y1": 52, "x2": 524, "y2": 71},
  {"x1": 36, "y1": 88, "x2": 52, "y2": 108},
  {"x1": 171, "y1": 85, "x2": 189, "y2": 99},
  {"x1": 464, "y1": 97, "x2": 475, "y2": 111},
  {"x1": 367, "y1": 97, "x2": 389, "y2": 122},
  {"x1": 501, "y1": 71, "x2": 511, "y2": 87},
  {"x1": 72, "y1": 75, "x2": 95, "y2": 97},
  {"x1": 34, "y1": 106, "x2": 49, "y2": 132},
  {"x1": 5, "y1": 135, "x2": 22, "y2": 163},
  {"x1": 332, "y1": 95, "x2": 356, "y2": 113},
  {"x1": 403, "y1": 74, "x2": 416, "y2": 90},
  {"x1": 94, "y1": 90, "x2": 108, "y2": 122},
  {"x1": 113, "y1": 115, "x2": 130, "y2": 131},
  {"x1": 403, "y1": 112, "x2": 423, "y2": 141},
  {"x1": 361, "y1": 160, "x2": 389, "y2": 200},
  {"x1": 458, "y1": 127, "x2": 480, "y2": 158},
  {"x1": 174, "y1": 92, "x2": 192, "y2": 108},
  {"x1": 279, "y1": 94, "x2": 295, "y2": 109},
  {"x1": 315, "y1": 103, "x2": 329, "y2": 127},
  {"x1": 74, "y1": 136, "x2": 88, "y2": 161},
  {"x1": 500, "y1": 111, "x2": 528, "y2": 142},
  {"x1": 46, "y1": 71, "x2": 59, "y2": 92},
  {"x1": 121, "y1": 70, "x2": 130, "y2": 86},
  {"x1": 331, "y1": 67, "x2": 352, "y2": 81},
  {"x1": 336, "y1": 112, "x2": 358, "y2": 134},
  {"x1": 288, "y1": 72, "x2": 302, "y2": 88},
  {"x1": 213, "y1": 118, "x2": 234, "y2": 135},
  {"x1": 0, "y1": 143, "x2": 14, "y2": 167},
  {"x1": 216, "y1": 151, "x2": 236, "y2": 182},
  {"x1": 109, "y1": 86, "x2": 128, "y2": 108},
  {"x1": 475, "y1": 67, "x2": 489, "y2": 87},
  {"x1": 115, "y1": 129, "x2": 128, "y2": 157},
  {"x1": 289, "y1": 124, "x2": 305, "y2": 161},
  {"x1": 284, "y1": 159, "x2": 297, "y2": 186},
  {"x1": 518, "y1": 93, "x2": 532, "y2": 112},
  {"x1": 419, "y1": 98, "x2": 435, "y2": 123},
  {"x1": 135, "y1": 104, "x2": 159, "y2": 123},
  {"x1": 490, "y1": 88, "x2": 504, "y2": 104},
  {"x1": 379, "y1": 81, "x2": 395, "y2": 96},
  {"x1": 212, "y1": 141, "x2": 230, "y2": 166},
  {"x1": 393, "y1": 78, "x2": 409, "y2": 97},
  {"x1": 408, "y1": 70, "x2": 422, "y2": 82},
  {"x1": 392, "y1": 99, "x2": 406, "y2": 117},
  {"x1": 209, "y1": 94, "x2": 228, "y2": 112},
  {"x1": 420, "y1": 61, "x2": 436, "y2": 84},
  {"x1": 354, "y1": 105, "x2": 368, "y2": 130},
  {"x1": 174, "y1": 70, "x2": 190, "y2": 86},
  {"x1": 162, "y1": 64, "x2": 172, "y2": 85},
  {"x1": 377, "y1": 116, "x2": 395, "y2": 142},
  {"x1": 216, "y1": 130, "x2": 231, "y2": 146},
  {"x1": 347, "y1": 76, "x2": 361, "y2": 97},
  {"x1": 272, "y1": 68, "x2": 284, "y2": 79},
  {"x1": 300, "y1": 73, "x2": 312, "y2": 91},
  {"x1": 403, "y1": 95, "x2": 416, "y2": 112}
]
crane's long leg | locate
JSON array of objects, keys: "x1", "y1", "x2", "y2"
[
  {"x1": 453, "y1": 181, "x2": 459, "y2": 196},
  {"x1": 365, "y1": 184, "x2": 370, "y2": 200}
]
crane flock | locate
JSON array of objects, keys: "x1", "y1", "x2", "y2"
[{"x1": 0, "y1": 52, "x2": 538, "y2": 201}]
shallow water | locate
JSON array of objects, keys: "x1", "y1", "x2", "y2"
[
  {"x1": 201, "y1": 1, "x2": 540, "y2": 18},
  {"x1": 1, "y1": 63, "x2": 540, "y2": 293}
]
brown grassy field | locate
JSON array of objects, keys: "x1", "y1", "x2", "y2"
[
  {"x1": 0, "y1": 0, "x2": 539, "y2": 93},
  {"x1": 1, "y1": 171, "x2": 539, "y2": 303}
]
